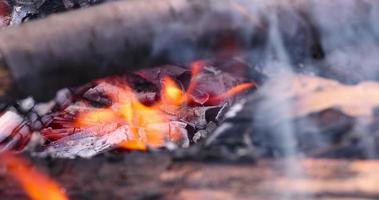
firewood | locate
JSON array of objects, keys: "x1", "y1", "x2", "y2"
[{"x1": 0, "y1": 0, "x2": 258, "y2": 100}]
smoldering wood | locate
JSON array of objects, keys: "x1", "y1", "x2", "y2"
[
  {"x1": 203, "y1": 74, "x2": 379, "y2": 159},
  {"x1": 0, "y1": 0, "x2": 263, "y2": 101}
]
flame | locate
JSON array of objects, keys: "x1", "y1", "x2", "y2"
[
  {"x1": 186, "y1": 61, "x2": 204, "y2": 95},
  {"x1": 76, "y1": 109, "x2": 118, "y2": 127},
  {"x1": 75, "y1": 61, "x2": 254, "y2": 150},
  {"x1": 208, "y1": 82, "x2": 255, "y2": 104},
  {"x1": 0, "y1": 152, "x2": 68, "y2": 200},
  {"x1": 75, "y1": 85, "x2": 168, "y2": 150},
  {"x1": 161, "y1": 77, "x2": 185, "y2": 106},
  {"x1": 117, "y1": 94, "x2": 167, "y2": 149}
]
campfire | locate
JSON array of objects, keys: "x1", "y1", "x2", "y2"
[
  {"x1": 1, "y1": 0, "x2": 379, "y2": 199},
  {"x1": 40, "y1": 61, "x2": 254, "y2": 157}
]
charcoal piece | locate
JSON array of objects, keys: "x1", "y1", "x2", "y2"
[
  {"x1": 54, "y1": 88, "x2": 73, "y2": 109},
  {"x1": 11, "y1": 0, "x2": 106, "y2": 24},
  {"x1": 10, "y1": 0, "x2": 47, "y2": 24},
  {"x1": 205, "y1": 104, "x2": 226, "y2": 123},
  {"x1": 135, "y1": 65, "x2": 188, "y2": 90},
  {"x1": 82, "y1": 82, "x2": 113, "y2": 107},
  {"x1": 185, "y1": 99, "x2": 256, "y2": 161},
  {"x1": 167, "y1": 121, "x2": 189, "y2": 148},
  {"x1": 209, "y1": 57, "x2": 267, "y2": 85},
  {"x1": 175, "y1": 71, "x2": 192, "y2": 90},
  {"x1": 193, "y1": 130, "x2": 206, "y2": 143},
  {"x1": 176, "y1": 106, "x2": 221, "y2": 129},
  {"x1": 193, "y1": 122, "x2": 217, "y2": 143},
  {"x1": 82, "y1": 78, "x2": 158, "y2": 106},
  {"x1": 184, "y1": 123, "x2": 196, "y2": 144},
  {"x1": 114, "y1": 73, "x2": 158, "y2": 94},
  {"x1": 189, "y1": 88, "x2": 209, "y2": 105}
]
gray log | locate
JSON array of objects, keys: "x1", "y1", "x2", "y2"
[{"x1": 0, "y1": 0, "x2": 256, "y2": 100}]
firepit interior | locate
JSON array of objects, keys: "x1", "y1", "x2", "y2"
[{"x1": 1, "y1": 0, "x2": 379, "y2": 199}]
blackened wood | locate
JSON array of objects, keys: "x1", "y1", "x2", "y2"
[{"x1": 0, "y1": 0, "x2": 257, "y2": 100}]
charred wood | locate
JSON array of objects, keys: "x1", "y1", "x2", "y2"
[{"x1": 204, "y1": 74, "x2": 379, "y2": 159}]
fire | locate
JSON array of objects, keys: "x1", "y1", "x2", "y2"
[
  {"x1": 0, "y1": 152, "x2": 68, "y2": 200},
  {"x1": 117, "y1": 92, "x2": 167, "y2": 149},
  {"x1": 186, "y1": 60, "x2": 204, "y2": 96},
  {"x1": 76, "y1": 109, "x2": 119, "y2": 127},
  {"x1": 77, "y1": 85, "x2": 169, "y2": 150},
  {"x1": 208, "y1": 82, "x2": 255, "y2": 104},
  {"x1": 161, "y1": 77, "x2": 185, "y2": 105},
  {"x1": 75, "y1": 61, "x2": 254, "y2": 150}
]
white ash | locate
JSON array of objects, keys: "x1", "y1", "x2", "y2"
[
  {"x1": 0, "y1": 111, "x2": 23, "y2": 141},
  {"x1": 205, "y1": 123, "x2": 233, "y2": 146},
  {"x1": 41, "y1": 125, "x2": 130, "y2": 159},
  {"x1": 224, "y1": 99, "x2": 246, "y2": 119}
]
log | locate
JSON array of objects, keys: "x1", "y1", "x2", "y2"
[
  {"x1": 1, "y1": 153, "x2": 379, "y2": 199},
  {"x1": 0, "y1": 0, "x2": 258, "y2": 101}
]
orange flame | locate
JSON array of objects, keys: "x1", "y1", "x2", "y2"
[
  {"x1": 0, "y1": 152, "x2": 68, "y2": 200},
  {"x1": 75, "y1": 109, "x2": 119, "y2": 127},
  {"x1": 75, "y1": 61, "x2": 254, "y2": 150},
  {"x1": 208, "y1": 82, "x2": 255, "y2": 104},
  {"x1": 75, "y1": 85, "x2": 168, "y2": 150},
  {"x1": 161, "y1": 77, "x2": 185, "y2": 106},
  {"x1": 186, "y1": 61, "x2": 204, "y2": 96},
  {"x1": 117, "y1": 93, "x2": 167, "y2": 149}
]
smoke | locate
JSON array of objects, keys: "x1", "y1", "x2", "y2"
[
  {"x1": 308, "y1": 0, "x2": 379, "y2": 82},
  {"x1": 210, "y1": 0, "x2": 379, "y2": 83},
  {"x1": 150, "y1": 0, "x2": 379, "y2": 160}
]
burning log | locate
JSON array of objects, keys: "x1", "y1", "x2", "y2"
[{"x1": 0, "y1": 0, "x2": 260, "y2": 100}]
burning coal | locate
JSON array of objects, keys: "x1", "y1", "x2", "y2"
[{"x1": 29, "y1": 61, "x2": 254, "y2": 158}]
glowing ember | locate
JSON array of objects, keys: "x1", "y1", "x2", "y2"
[
  {"x1": 71, "y1": 62, "x2": 254, "y2": 150},
  {"x1": 0, "y1": 152, "x2": 68, "y2": 200}
]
